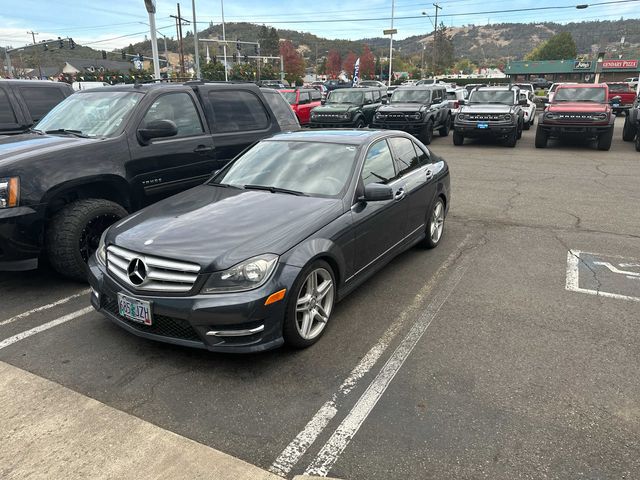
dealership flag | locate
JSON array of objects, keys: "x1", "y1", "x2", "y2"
[{"x1": 353, "y1": 58, "x2": 360, "y2": 86}]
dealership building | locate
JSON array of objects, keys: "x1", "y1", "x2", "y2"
[{"x1": 505, "y1": 59, "x2": 639, "y2": 82}]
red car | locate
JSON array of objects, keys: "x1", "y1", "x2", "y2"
[
  {"x1": 279, "y1": 88, "x2": 322, "y2": 125},
  {"x1": 606, "y1": 82, "x2": 636, "y2": 115}
]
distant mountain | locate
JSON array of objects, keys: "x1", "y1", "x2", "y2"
[{"x1": 3, "y1": 19, "x2": 639, "y2": 73}]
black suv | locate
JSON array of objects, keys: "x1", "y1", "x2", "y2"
[
  {"x1": 371, "y1": 85, "x2": 451, "y2": 145},
  {"x1": 622, "y1": 92, "x2": 640, "y2": 152},
  {"x1": 309, "y1": 87, "x2": 384, "y2": 128},
  {"x1": 0, "y1": 79, "x2": 73, "y2": 135},
  {"x1": 453, "y1": 86, "x2": 526, "y2": 147},
  {"x1": 0, "y1": 81, "x2": 299, "y2": 279}
]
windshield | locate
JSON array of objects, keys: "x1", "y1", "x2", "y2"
[
  {"x1": 35, "y1": 91, "x2": 143, "y2": 137},
  {"x1": 282, "y1": 92, "x2": 297, "y2": 104},
  {"x1": 469, "y1": 90, "x2": 514, "y2": 105},
  {"x1": 327, "y1": 90, "x2": 363, "y2": 104},
  {"x1": 554, "y1": 87, "x2": 606, "y2": 103},
  {"x1": 212, "y1": 140, "x2": 359, "y2": 197},
  {"x1": 391, "y1": 89, "x2": 431, "y2": 104}
]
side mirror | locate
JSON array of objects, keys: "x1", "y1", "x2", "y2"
[
  {"x1": 458, "y1": 99, "x2": 466, "y2": 105},
  {"x1": 610, "y1": 95, "x2": 622, "y2": 105},
  {"x1": 321, "y1": 98, "x2": 326, "y2": 105},
  {"x1": 381, "y1": 97, "x2": 388, "y2": 104},
  {"x1": 359, "y1": 183, "x2": 393, "y2": 202},
  {"x1": 138, "y1": 119, "x2": 178, "y2": 143},
  {"x1": 519, "y1": 98, "x2": 528, "y2": 106}
]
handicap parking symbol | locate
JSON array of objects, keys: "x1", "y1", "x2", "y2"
[{"x1": 566, "y1": 249, "x2": 640, "y2": 302}]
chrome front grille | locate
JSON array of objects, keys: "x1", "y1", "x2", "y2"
[
  {"x1": 106, "y1": 245, "x2": 201, "y2": 293},
  {"x1": 468, "y1": 113, "x2": 505, "y2": 121}
]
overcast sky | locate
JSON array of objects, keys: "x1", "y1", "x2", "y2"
[{"x1": 1, "y1": 0, "x2": 638, "y2": 51}]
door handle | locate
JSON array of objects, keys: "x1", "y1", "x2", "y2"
[
  {"x1": 194, "y1": 145, "x2": 214, "y2": 153},
  {"x1": 394, "y1": 188, "x2": 406, "y2": 201},
  {"x1": 425, "y1": 169, "x2": 434, "y2": 180}
]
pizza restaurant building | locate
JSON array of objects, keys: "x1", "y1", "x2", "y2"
[{"x1": 505, "y1": 59, "x2": 639, "y2": 82}]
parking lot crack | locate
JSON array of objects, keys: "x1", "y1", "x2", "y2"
[
  {"x1": 595, "y1": 162, "x2": 610, "y2": 178},
  {"x1": 553, "y1": 233, "x2": 603, "y2": 294},
  {"x1": 503, "y1": 180, "x2": 522, "y2": 218},
  {"x1": 128, "y1": 367, "x2": 193, "y2": 414}
]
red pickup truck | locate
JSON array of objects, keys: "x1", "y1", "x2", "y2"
[
  {"x1": 279, "y1": 88, "x2": 322, "y2": 125},
  {"x1": 535, "y1": 83, "x2": 615, "y2": 151},
  {"x1": 606, "y1": 82, "x2": 636, "y2": 115}
]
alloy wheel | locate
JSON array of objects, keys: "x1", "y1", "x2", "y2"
[
  {"x1": 78, "y1": 214, "x2": 120, "y2": 263},
  {"x1": 430, "y1": 201, "x2": 445, "y2": 243},
  {"x1": 295, "y1": 267, "x2": 334, "y2": 340}
]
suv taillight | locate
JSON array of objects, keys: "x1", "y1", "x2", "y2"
[{"x1": 453, "y1": 101, "x2": 459, "y2": 109}]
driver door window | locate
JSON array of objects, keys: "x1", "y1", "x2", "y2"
[
  {"x1": 142, "y1": 92, "x2": 204, "y2": 137},
  {"x1": 361, "y1": 140, "x2": 396, "y2": 186}
]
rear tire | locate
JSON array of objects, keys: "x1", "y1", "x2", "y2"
[
  {"x1": 46, "y1": 199, "x2": 128, "y2": 281},
  {"x1": 516, "y1": 121, "x2": 523, "y2": 139},
  {"x1": 622, "y1": 115, "x2": 636, "y2": 141},
  {"x1": 597, "y1": 127, "x2": 613, "y2": 151},
  {"x1": 505, "y1": 129, "x2": 517, "y2": 148},
  {"x1": 635, "y1": 134, "x2": 640, "y2": 152},
  {"x1": 534, "y1": 126, "x2": 548, "y2": 148},
  {"x1": 439, "y1": 116, "x2": 451, "y2": 136},
  {"x1": 420, "y1": 121, "x2": 434, "y2": 145},
  {"x1": 421, "y1": 198, "x2": 445, "y2": 249},
  {"x1": 452, "y1": 130, "x2": 464, "y2": 146}
]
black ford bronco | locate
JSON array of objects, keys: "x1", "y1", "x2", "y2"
[
  {"x1": 309, "y1": 87, "x2": 385, "y2": 128},
  {"x1": 0, "y1": 81, "x2": 299, "y2": 279}
]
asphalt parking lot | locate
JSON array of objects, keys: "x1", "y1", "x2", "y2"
[{"x1": 1, "y1": 118, "x2": 639, "y2": 479}]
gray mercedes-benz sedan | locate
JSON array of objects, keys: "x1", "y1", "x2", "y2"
[{"x1": 88, "y1": 129, "x2": 451, "y2": 353}]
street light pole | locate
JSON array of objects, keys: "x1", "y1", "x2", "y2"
[
  {"x1": 388, "y1": 0, "x2": 394, "y2": 87},
  {"x1": 144, "y1": 0, "x2": 161, "y2": 80},
  {"x1": 192, "y1": 0, "x2": 200, "y2": 78},
  {"x1": 433, "y1": 3, "x2": 442, "y2": 76},
  {"x1": 221, "y1": 0, "x2": 228, "y2": 81}
]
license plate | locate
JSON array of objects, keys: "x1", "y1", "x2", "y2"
[
  {"x1": 117, "y1": 293, "x2": 152, "y2": 325},
  {"x1": 477, "y1": 122, "x2": 489, "y2": 129}
]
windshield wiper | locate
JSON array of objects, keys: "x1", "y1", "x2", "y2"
[
  {"x1": 45, "y1": 129, "x2": 90, "y2": 138},
  {"x1": 368, "y1": 171, "x2": 389, "y2": 182},
  {"x1": 27, "y1": 127, "x2": 44, "y2": 135},
  {"x1": 210, "y1": 182, "x2": 243, "y2": 189},
  {"x1": 244, "y1": 184, "x2": 308, "y2": 196}
]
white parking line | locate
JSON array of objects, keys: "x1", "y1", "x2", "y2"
[
  {"x1": 0, "y1": 289, "x2": 91, "y2": 327},
  {"x1": 0, "y1": 307, "x2": 93, "y2": 351},
  {"x1": 304, "y1": 259, "x2": 470, "y2": 477},
  {"x1": 269, "y1": 235, "x2": 474, "y2": 477}
]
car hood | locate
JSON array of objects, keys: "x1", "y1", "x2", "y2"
[
  {"x1": 314, "y1": 103, "x2": 360, "y2": 113},
  {"x1": 0, "y1": 133, "x2": 95, "y2": 167},
  {"x1": 379, "y1": 103, "x2": 425, "y2": 113},
  {"x1": 107, "y1": 184, "x2": 344, "y2": 272},
  {"x1": 460, "y1": 104, "x2": 512, "y2": 113},
  {"x1": 547, "y1": 102, "x2": 608, "y2": 113}
]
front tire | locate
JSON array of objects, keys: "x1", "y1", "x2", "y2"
[
  {"x1": 597, "y1": 127, "x2": 613, "y2": 151},
  {"x1": 505, "y1": 129, "x2": 518, "y2": 148},
  {"x1": 635, "y1": 133, "x2": 640, "y2": 152},
  {"x1": 535, "y1": 126, "x2": 548, "y2": 148},
  {"x1": 283, "y1": 260, "x2": 336, "y2": 348},
  {"x1": 622, "y1": 115, "x2": 636, "y2": 141},
  {"x1": 354, "y1": 118, "x2": 365, "y2": 129},
  {"x1": 452, "y1": 130, "x2": 464, "y2": 146},
  {"x1": 420, "y1": 120, "x2": 434, "y2": 145},
  {"x1": 46, "y1": 199, "x2": 128, "y2": 281},
  {"x1": 421, "y1": 198, "x2": 445, "y2": 249}
]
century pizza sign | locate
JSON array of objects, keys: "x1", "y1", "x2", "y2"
[{"x1": 602, "y1": 60, "x2": 638, "y2": 69}]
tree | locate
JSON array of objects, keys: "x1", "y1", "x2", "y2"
[
  {"x1": 262, "y1": 27, "x2": 280, "y2": 57},
  {"x1": 342, "y1": 51, "x2": 357, "y2": 75},
  {"x1": 525, "y1": 32, "x2": 577, "y2": 60},
  {"x1": 201, "y1": 61, "x2": 226, "y2": 81},
  {"x1": 360, "y1": 45, "x2": 375, "y2": 79},
  {"x1": 433, "y1": 22, "x2": 454, "y2": 74},
  {"x1": 453, "y1": 58, "x2": 478, "y2": 75},
  {"x1": 279, "y1": 39, "x2": 305, "y2": 84},
  {"x1": 326, "y1": 49, "x2": 341, "y2": 77}
]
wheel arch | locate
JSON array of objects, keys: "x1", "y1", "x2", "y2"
[{"x1": 282, "y1": 238, "x2": 346, "y2": 290}]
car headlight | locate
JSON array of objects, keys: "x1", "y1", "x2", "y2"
[
  {"x1": 0, "y1": 177, "x2": 19, "y2": 209},
  {"x1": 545, "y1": 112, "x2": 558, "y2": 120},
  {"x1": 590, "y1": 113, "x2": 608, "y2": 121},
  {"x1": 457, "y1": 113, "x2": 467, "y2": 120},
  {"x1": 375, "y1": 112, "x2": 384, "y2": 119},
  {"x1": 202, "y1": 254, "x2": 278, "y2": 293},
  {"x1": 503, "y1": 114, "x2": 512, "y2": 121},
  {"x1": 96, "y1": 230, "x2": 107, "y2": 266},
  {"x1": 340, "y1": 112, "x2": 350, "y2": 119},
  {"x1": 411, "y1": 112, "x2": 422, "y2": 120}
]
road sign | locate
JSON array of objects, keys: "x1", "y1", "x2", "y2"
[{"x1": 383, "y1": 29, "x2": 398, "y2": 35}]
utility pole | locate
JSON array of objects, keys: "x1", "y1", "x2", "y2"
[
  {"x1": 221, "y1": 0, "x2": 228, "y2": 81},
  {"x1": 433, "y1": 3, "x2": 442, "y2": 76},
  {"x1": 388, "y1": 0, "x2": 395, "y2": 87},
  {"x1": 191, "y1": 0, "x2": 200, "y2": 78},
  {"x1": 27, "y1": 30, "x2": 42, "y2": 79},
  {"x1": 170, "y1": 3, "x2": 190, "y2": 75}
]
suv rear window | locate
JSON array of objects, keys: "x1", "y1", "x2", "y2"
[
  {"x1": 208, "y1": 90, "x2": 270, "y2": 133},
  {"x1": 608, "y1": 83, "x2": 632, "y2": 93},
  {"x1": 0, "y1": 88, "x2": 17, "y2": 124},
  {"x1": 262, "y1": 90, "x2": 298, "y2": 124},
  {"x1": 18, "y1": 86, "x2": 65, "y2": 122}
]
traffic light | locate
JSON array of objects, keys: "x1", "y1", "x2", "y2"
[
  {"x1": 244, "y1": 54, "x2": 248, "y2": 63},
  {"x1": 212, "y1": 55, "x2": 217, "y2": 64},
  {"x1": 101, "y1": 50, "x2": 107, "y2": 60},
  {"x1": 43, "y1": 43, "x2": 48, "y2": 52},
  {"x1": 58, "y1": 37, "x2": 64, "y2": 49},
  {"x1": 137, "y1": 52, "x2": 142, "y2": 61},
  {"x1": 236, "y1": 41, "x2": 241, "y2": 51},
  {"x1": 69, "y1": 38, "x2": 76, "y2": 49},
  {"x1": 232, "y1": 53, "x2": 237, "y2": 62},
  {"x1": 254, "y1": 44, "x2": 259, "y2": 55},
  {"x1": 121, "y1": 50, "x2": 126, "y2": 60}
]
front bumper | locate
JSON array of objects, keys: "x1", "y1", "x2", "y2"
[
  {"x1": 0, "y1": 206, "x2": 44, "y2": 271},
  {"x1": 454, "y1": 121, "x2": 516, "y2": 138},
  {"x1": 88, "y1": 256, "x2": 302, "y2": 353},
  {"x1": 371, "y1": 119, "x2": 424, "y2": 133},
  {"x1": 538, "y1": 122, "x2": 612, "y2": 136},
  {"x1": 309, "y1": 119, "x2": 355, "y2": 128}
]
